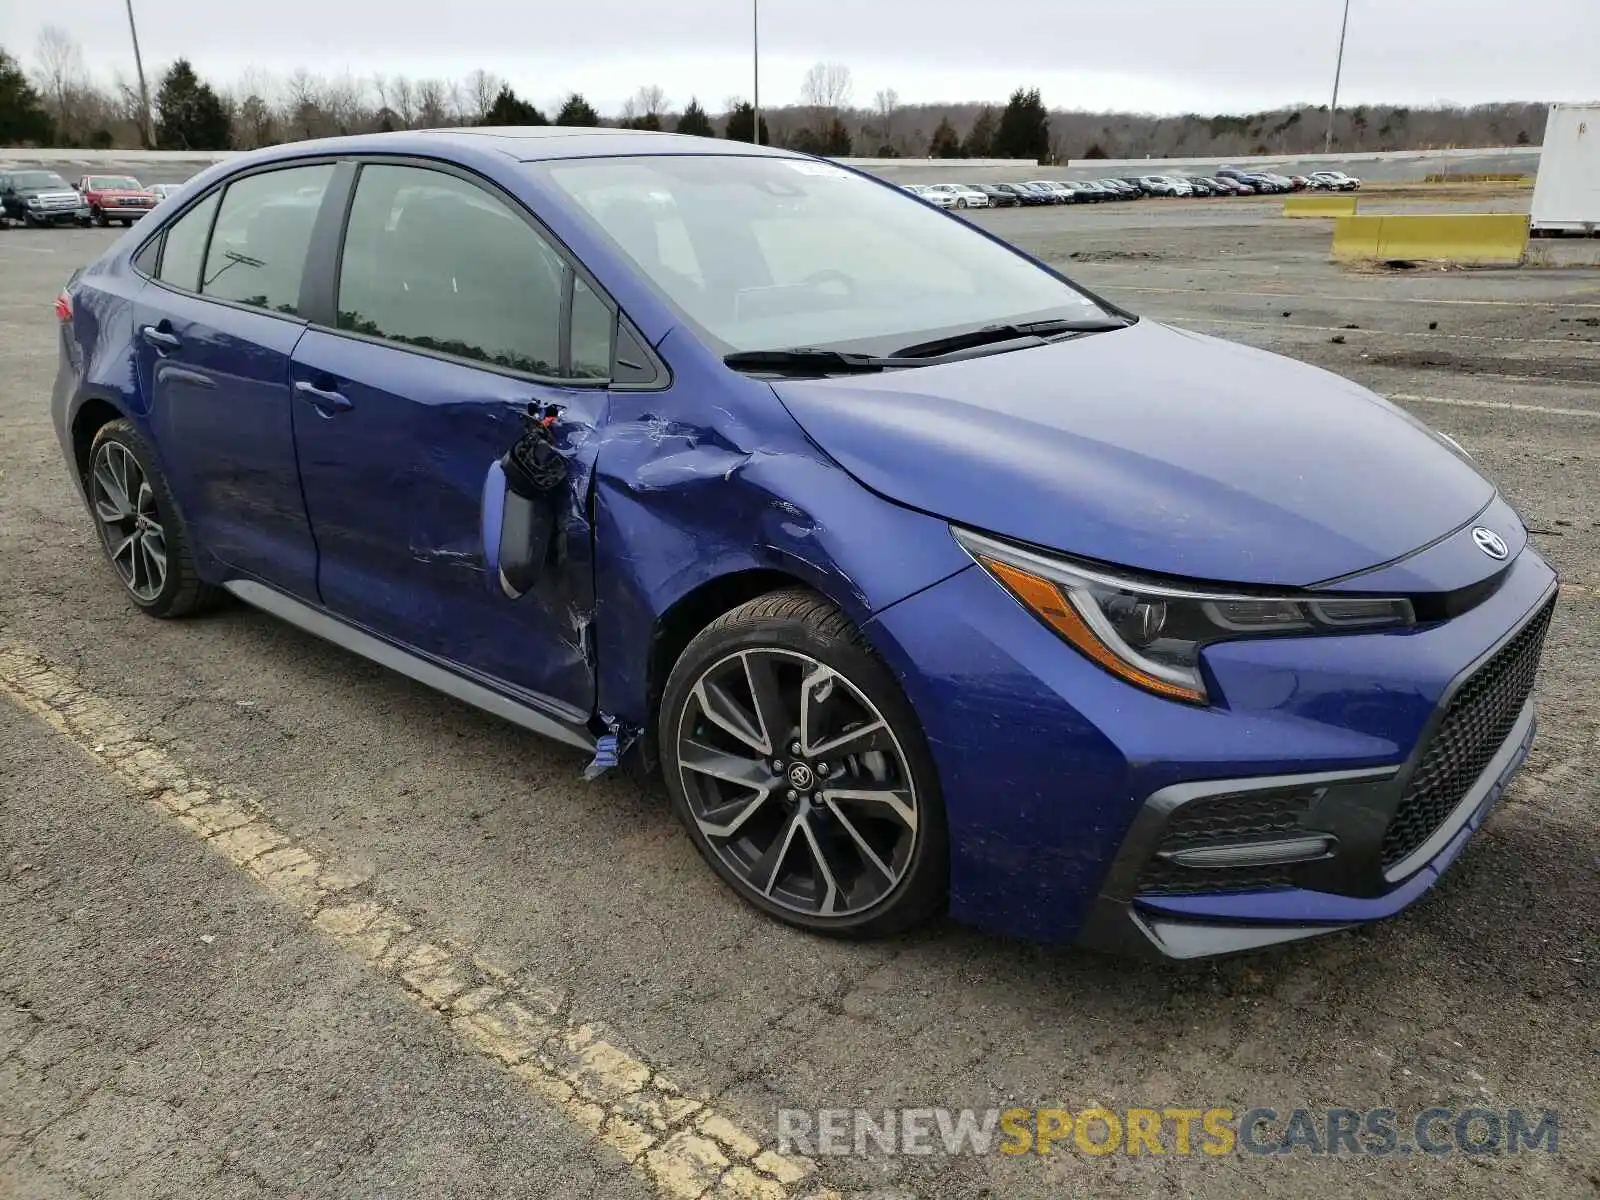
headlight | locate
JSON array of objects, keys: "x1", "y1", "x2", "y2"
[
  {"x1": 953, "y1": 528, "x2": 1415, "y2": 705},
  {"x1": 26, "y1": 197, "x2": 42, "y2": 207}
]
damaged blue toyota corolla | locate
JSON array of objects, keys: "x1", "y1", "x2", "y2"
[{"x1": 52, "y1": 129, "x2": 1558, "y2": 959}]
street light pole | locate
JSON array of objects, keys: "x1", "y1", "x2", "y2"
[
  {"x1": 124, "y1": 0, "x2": 153, "y2": 148},
  {"x1": 1324, "y1": 0, "x2": 1351, "y2": 155},
  {"x1": 752, "y1": 0, "x2": 761, "y2": 145}
]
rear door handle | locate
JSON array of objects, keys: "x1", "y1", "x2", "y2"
[
  {"x1": 294, "y1": 379, "x2": 353, "y2": 414},
  {"x1": 140, "y1": 325, "x2": 181, "y2": 350}
]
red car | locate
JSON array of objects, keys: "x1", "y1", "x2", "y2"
[{"x1": 75, "y1": 174, "x2": 158, "y2": 227}]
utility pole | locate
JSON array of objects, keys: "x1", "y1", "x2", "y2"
[
  {"x1": 1324, "y1": 0, "x2": 1351, "y2": 155},
  {"x1": 752, "y1": 0, "x2": 761, "y2": 145},
  {"x1": 124, "y1": 0, "x2": 153, "y2": 148}
]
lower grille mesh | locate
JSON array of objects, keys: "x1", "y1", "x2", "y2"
[{"x1": 1381, "y1": 598, "x2": 1554, "y2": 871}]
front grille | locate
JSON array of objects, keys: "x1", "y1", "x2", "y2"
[
  {"x1": 1381, "y1": 598, "x2": 1554, "y2": 871},
  {"x1": 1135, "y1": 787, "x2": 1317, "y2": 895}
]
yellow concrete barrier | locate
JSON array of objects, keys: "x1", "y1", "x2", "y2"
[
  {"x1": 1283, "y1": 194, "x2": 1359, "y2": 218},
  {"x1": 1331, "y1": 214, "x2": 1530, "y2": 265},
  {"x1": 1330, "y1": 215, "x2": 1386, "y2": 260}
]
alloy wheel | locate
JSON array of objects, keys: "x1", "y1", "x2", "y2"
[
  {"x1": 675, "y1": 648, "x2": 920, "y2": 919},
  {"x1": 90, "y1": 440, "x2": 168, "y2": 602}
]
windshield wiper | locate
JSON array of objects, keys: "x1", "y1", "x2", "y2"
[
  {"x1": 890, "y1": 316, "x2": 1132, "y2": 360},
  {"x1": 723, "y1": 348, "x2": 908, "y2": 376}
]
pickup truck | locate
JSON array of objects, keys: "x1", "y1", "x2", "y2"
[
  {"x1": 0, "y1": 170, "x2": 86, "y2": 227},
  {"x1": 75, "y1": 174, "x2": 159, "y2": 226}
]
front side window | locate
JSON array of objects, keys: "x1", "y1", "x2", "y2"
[
  {"x1": 202, "y1": 164, "x2": 334, "y2": 315},
  {"x1": 337, "y1": 164, "x2": 570, "y2": 376},
  {"x1": 155, "y1": 190, "x2": 221, "y2": 292},
  {"x1": 542, "y1": 155, "x2": 1112, "y2": 356}
]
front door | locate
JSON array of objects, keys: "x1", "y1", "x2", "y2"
[{"x1": 290, "y1": 161, "x2": 615, "y2": 717}]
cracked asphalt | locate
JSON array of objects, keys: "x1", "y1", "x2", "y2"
[{"x1": 2, "y1": 194, "x2": 1598, "y2": 1199}]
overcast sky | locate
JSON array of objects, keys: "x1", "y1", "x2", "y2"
[{"x1": 5, "y1": 0, "x2": 1597, "y2": 115}]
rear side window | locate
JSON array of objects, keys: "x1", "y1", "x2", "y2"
[
  {"x1": 336, "y1": 164, "x2": 569, "y2": 375},
  {"x1": 154, "y1": 190, "x2": 220, "y2": 292},
  {"x1": 201, "y1": 164, "x2": 334, "y2": 315}
]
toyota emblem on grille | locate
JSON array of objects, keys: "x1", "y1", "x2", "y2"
[{"x1": 1471, "y1": 527, "x2": 1509, "y2": 560}]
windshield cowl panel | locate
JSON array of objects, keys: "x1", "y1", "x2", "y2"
[{"x1": 536, "y1": 154, "x2": 1123, "y2": 360}]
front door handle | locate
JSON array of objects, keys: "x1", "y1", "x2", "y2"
[
  {"x1": 294, "y1": 379, "x2": 353, "y2": 415},
  {"x1": 140, "y1": 324, "x2": 181, "y2": 350}
]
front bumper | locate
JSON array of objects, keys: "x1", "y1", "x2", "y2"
[{"x1": 864, "y1": 541, "x2": 1558, "y2": 956}]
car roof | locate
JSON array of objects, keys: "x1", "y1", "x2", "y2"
[{"x1": 235, "y1": 125, "x2": 804, "y2": 168}]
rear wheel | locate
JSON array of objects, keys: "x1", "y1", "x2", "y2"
[
  {"x1": 86, "y1": 419, "x2": 222, "y2": 618},
  {"x1": 660, "y1": 590, "x2": 948, "y2": 938}
]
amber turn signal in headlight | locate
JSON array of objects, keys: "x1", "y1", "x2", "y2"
[{"x1": 954, "y1": 528, "x2": 1416, "y2": 706}]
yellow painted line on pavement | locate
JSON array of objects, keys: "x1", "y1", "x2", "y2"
[{"x1": 0, "y1": 641, "x2": 835, "y2": 1200}]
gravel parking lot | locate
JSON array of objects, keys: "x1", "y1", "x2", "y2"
[{"x1": 2, "y1": 194, "x2": 1597, "y2": 1200}]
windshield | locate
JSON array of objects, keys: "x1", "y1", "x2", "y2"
[
  {"x1": 91, "y1": 176, "x2": 143, "y2": 190},
  {"x1": 540, "y1": 155, "x2": 1112, "y2": 355},
  {"x1": 12, "y1": 172, "x2": 70, "y2": 190}
]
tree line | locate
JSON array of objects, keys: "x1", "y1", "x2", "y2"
[{"x1": 1, "y1": 25, "x2": 1551, "y2": 162}]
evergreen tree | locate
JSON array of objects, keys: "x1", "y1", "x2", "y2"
[
  {"x1": 554, "y1": 93, "x2": 600, "y2": 127},
  {"x1": 675, "y1": 98, "x2": 714, "y2": 137},
  {"x1": 962, "y1": 107, "x2": 997, "y2": 158},
  {"x1": 0, "y1": 47, "x2": 52, "y2": 145},
  {"x1": 724, "y1": 102, "x2": 769, "y2": 144},
  {"x1": 483, "y1": 85, "x2": 547, "y2": 126},
  {"x1": 154, "y1": 59, "x2": 231, "y2": 150},
  {"x1": 623, "y1": 112, "x2": 662, "y2": 131},
  {"x1": 993, "y1": 87, "x2": 1049, "y2": 162},
  {"x1": 928, "y1": 116, "x2": 961, "y2": 158},
  {"x1": 821, "y1": 116, "x2": 852, "y2": 156}
]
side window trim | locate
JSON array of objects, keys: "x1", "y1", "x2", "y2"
[{"x1": 324, "y1": 155, "x2": 667, "y2": 390}]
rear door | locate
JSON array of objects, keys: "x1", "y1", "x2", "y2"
[
  {"x1": 289, "y1": 160, "x2": 617, "y2": 716},
  {"x1": 131, "y1": 162, "x2": 339, "y2": 599}
]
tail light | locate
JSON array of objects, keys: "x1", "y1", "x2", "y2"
[{"x1": 53, "y1": 290, "x2": 73, "y2": 322}]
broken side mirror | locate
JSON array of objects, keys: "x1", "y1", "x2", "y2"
[{"x1": 480, "y1": 402, "x2": 568, "y2": 600}]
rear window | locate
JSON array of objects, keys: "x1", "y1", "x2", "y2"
[{"x1": 201, "y1": 165, "x2": 334, "y2": 315}]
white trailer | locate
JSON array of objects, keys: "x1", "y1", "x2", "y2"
[{"x1": 1530, "y1": 103, "x2": 1600, "y2": 235}]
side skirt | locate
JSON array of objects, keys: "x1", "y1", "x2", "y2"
[{"x1": 223, "y1": 579, "x2": 597, "y2": 753}]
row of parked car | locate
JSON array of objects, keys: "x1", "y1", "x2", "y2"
[
  {"x1": 0, "y1": 169, "x2": 182, "y2": 228},
  {"x1": 905, "y1": 168, "x2": 1363, "y2": 209}
]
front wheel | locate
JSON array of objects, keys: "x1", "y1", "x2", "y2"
[{"x1": 660, "y1": 590, "x2": 948, "y2": 938}]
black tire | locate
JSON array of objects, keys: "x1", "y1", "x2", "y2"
[
  {"x1": 86, "y1": 419, "x2": 223, "y2": 618},
  {"x1": 660, "y1": 589, "x2": 948, "y2": 939},
  {"x1": 91, "y1": 206, "x2": 107, "y2": 227}
]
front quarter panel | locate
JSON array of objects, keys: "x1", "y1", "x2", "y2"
[{"x1": 591, "y1": 334, "x2": 972, "y2": 726}]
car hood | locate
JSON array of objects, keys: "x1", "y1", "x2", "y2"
[
  {"x1": 771, "y1": 320, "x2": 1496, "y2": 587},
  {"x1": 18, "y1": 187, "x2": 79, "y2": 200}
]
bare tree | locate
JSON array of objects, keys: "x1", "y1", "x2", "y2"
[
  {"x1": 800, "y1": 62, "x2": 853, "y2": 136},
  {"x1": 415, "y1": 78, "x2": 450, "y2": 128},
  {"x1": 390, "y1": 76, "x2": 417, "y2": 128},
  {"x1": 465, "y1": 69, "x2": 501, "y2": 123},
  {"x1": 33, "y1": 25, "x2": 90, "y2": 141},
  {"x1": 636, "y1": 84, "x2": 668, "y2": 120},
  {"x1": 873, "y1": 87, "x2": 899, "y2": 149}
]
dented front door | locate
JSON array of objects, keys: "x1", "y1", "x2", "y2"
[{"x1": 289, "y1": 327, "x2": 602, "y2": 719}]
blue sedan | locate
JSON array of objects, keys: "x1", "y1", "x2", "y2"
[{"x1": 50, "y1": 128, "x2": 1557, "y2": 957}]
